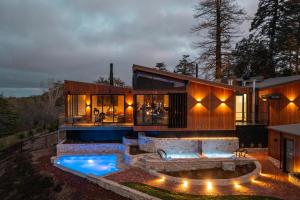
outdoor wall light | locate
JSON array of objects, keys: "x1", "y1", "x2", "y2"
[
  {"x1": 207, "y1": 181, "x2": 213, "y2": 190},
  {"x1": 126, "y1": 102, "x2": 133, "y2": 108},
  {"x1": 197, "y1": 99, "x2": 202, "y2": 104}
]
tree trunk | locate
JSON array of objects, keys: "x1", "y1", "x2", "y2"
[
  {"x1": 296, "y1": 49, "x2": 299, "y2": 74},
  {"x1": 215, "y1": 0, "x2": 222, "y2": 79},
  {"x1": 269, "y1": 0, "x2": 279, "y2": 76}
]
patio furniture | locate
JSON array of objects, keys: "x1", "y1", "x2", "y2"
[{"x1": 94, "y1": 110, "x2": 105, "y2": 125}]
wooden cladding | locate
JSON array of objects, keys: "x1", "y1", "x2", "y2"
[
  {"x1": 258, "y1": 81, "x2": 300, "y2": 126},
  {"x1": 168, "y1": 93, "x2": 187, "y2": 128}
]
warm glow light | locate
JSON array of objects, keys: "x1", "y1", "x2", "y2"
[
  {"x1": 260, "y1": 173, "x2": 271, "y2": 178},
  {"x1": 251, "y1": 178, "x2": 257, "y2": 183},
  {"x1": 158, "y1": 176, "x2": 165, "y2": 182},
  {"x1": 182, "y1": 180, "x2": 188, "y2": 188},
  {"x1": 207, "y1": 181, "x2": 212, "y2": 191},
  {"x1": 234, "y1": 182, "x2": 241, "y2": 189}
]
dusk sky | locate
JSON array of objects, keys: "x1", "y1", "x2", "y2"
[{"x1": 0, "y1": 0, "x2": 258, "y2": 97}]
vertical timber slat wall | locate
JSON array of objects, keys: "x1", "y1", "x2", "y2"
[{"x1": 168, "y1": 93, "x2": 187, "y2": 128}]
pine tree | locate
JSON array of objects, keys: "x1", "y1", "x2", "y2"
[
  {"x1": 276, "y1": 0, "x2": 300, "y2": 74},
  {"x1": 155, "y1": 63, "x2": 168, "y2": 71},
  {"x1": 232, "y1": 34, "x2": 270, "y2": 77},
  {"x1": 174, "y1": 55, "x2": 195, "y2": 76},
  {"x1": 192, "y1": 0, "x2": 245, "y2": 80},
  {"x1": 250, "y1": 0, "x2": 285, "y2": 76}
]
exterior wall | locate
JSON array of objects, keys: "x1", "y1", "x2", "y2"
[
  {"x1": 259, "y1": 81, "x2": 300, "y2": 126},
  {"x1": 187, "y1": 81, "x2": 235, "y2": 131},
  {"x1": 134, "y1": 81, "x2": 235, "y2": 132},
  {"x1": 64, "y1": 80, "x2": 134, "y2": 123},
  {"x1": 57, "y1": 142, "x2": 125, "y2": 156},
  {"x1": 138, "y1": 133, "x2": 238, "y2": 153},
  {"x1": 268, "y1": 129, "x2": 300, "y2": 172},
  {"x1": 268, "y1": 130, "x2": 281, "y2": 160}
]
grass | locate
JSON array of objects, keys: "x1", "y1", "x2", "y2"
[{"x1": 122, "y1": 182, "x2": 281, "y2": 200}]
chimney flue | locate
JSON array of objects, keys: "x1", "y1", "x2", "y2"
[
  {"x1": 109, "y1": 63, "x2": 113, "y2": 86},
  {"x1": 196, "y1": 63, "x2": 199, "y2": 78}
]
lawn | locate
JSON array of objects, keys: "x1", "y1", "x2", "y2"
[{"x1": 123, "y1": 182, "x2": 282, "y2": 200}]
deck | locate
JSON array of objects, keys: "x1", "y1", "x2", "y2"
[{"x1": 59, "y1": 123, "x2": 134, "y2": 131}]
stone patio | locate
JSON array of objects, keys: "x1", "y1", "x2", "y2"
[{"x1": 106, "y1": 151, "x2": 300, "y2": 200}]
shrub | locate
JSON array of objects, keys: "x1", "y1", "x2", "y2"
[{"x1": 18, "y1": 133, "x2": 25, "y2": 139}]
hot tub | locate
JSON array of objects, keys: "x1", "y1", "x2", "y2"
[
  {"x1": 166, "y1": 153, "x2": 200, "y2": 159},
  {"x1": 203, "y1": 152, "x2": 235, "y2": 158}
]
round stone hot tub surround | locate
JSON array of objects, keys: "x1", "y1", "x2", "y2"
[
  {"x1": 138, "y1": 133, "x2": 239, "y2": 154},
  {"x1": 147, "y1": 160, "x2": 261, "y2": 186}
]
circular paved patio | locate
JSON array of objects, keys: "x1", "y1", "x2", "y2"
[{"x1": 106, "y1": 152, "x2": 300, "y2": 200}]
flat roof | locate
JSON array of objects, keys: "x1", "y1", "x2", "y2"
[
  {"x1": 255, "y1": 75, "x2": 300, "y2": 89},
  {"x1": 268, "y1": 123, "x2": 300, "y2": 136}
]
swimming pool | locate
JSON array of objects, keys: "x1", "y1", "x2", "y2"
[{"x1": 55, "y1": 154, "x2": 119, "y2": 176}]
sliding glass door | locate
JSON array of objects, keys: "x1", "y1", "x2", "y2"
[
  {"x1": 91, "y1": 95, "x2": 125, "y2": 123},
  {"x1": 135, "y1": 94, "x2": 169, "y2": 125}
]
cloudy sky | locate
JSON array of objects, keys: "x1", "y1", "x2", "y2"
[{"x1": 0, "y1": 0, "x2": 258, "y2": 97}]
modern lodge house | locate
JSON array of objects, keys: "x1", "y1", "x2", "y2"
[{"x1": 59, "y1": 64, "x2": 300, "y2": 174}]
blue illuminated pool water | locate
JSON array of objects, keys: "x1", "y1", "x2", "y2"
[
  {"x1": 203, "y1": 152, "x2": 235, "y2": 158},
  {"x1": 166, "y1": 153, "x2": 200, "y2": 159},
  {"x1": 55, "y1": 154, "x2": 119, "y2": 176}
]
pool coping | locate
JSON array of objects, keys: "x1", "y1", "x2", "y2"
[
  {"x1": 147, "y1": 159, "x2": 262, "y2": 186},
  {"x1": 52, "y1": 160, "x2": 160, "y2": 200}
]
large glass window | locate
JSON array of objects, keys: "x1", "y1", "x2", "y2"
[
  {"x1": 67, "y1": 95, "x2": 86, "y2": 117},
  {"x1": 92, "y1": 95, "x2": 125, "y2": 123},
  {"x1": 135, "y1": 94, "x2": 169, "y2": 125},
  {"x1": 236, "y1": 94, "x2": 247, "y2": 122},
  {"x1": 134, "y1": 71, "x2": 186, "y2": 90}
]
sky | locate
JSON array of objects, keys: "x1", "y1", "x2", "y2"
[{"x1": 0, "y1": 0, "x2": 258, "y2": 97}]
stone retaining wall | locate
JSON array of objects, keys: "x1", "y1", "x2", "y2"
[
  {"x1": 57, "y1": 141, "x2": 125, "y2": 156},
  {"x1": 138, "y1": 133, "x2": 239, "y2": 154},
  {"x1": 143, "y1": 156, "x2": 254, "y2": 172},
  {"x1": 122, "y1": 137, "x2": 138, "y2": 146},
  {"x1": 148, "y1": 160, "x2": 261, "y2": 186}
]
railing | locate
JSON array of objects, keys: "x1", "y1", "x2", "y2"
[
  {"x1": 0, "y1": 131, "x2": 66, "y2": 160},
  {"x1": 235, "y1": 112, "x2": 269, "y2": 125}
]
